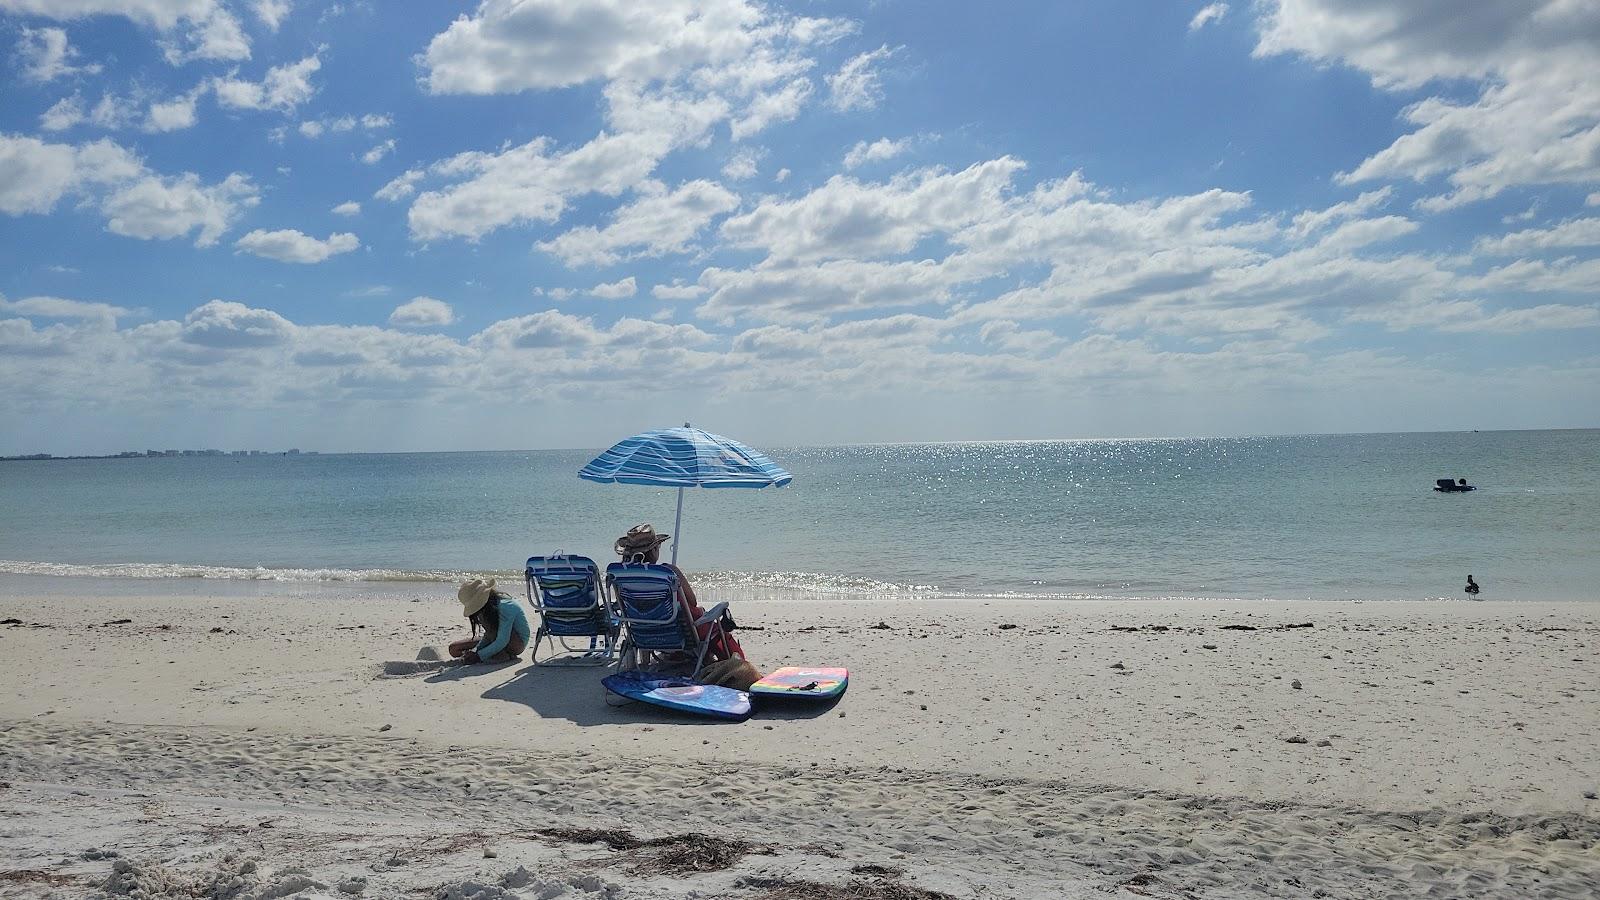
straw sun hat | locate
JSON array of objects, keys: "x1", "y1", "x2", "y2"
[
  {"x1": 458, "y1": 577, "x2": 496, "y2": 617},
  {"x1": 615, "y1": 523, "x2": 670, "y2": 558}
]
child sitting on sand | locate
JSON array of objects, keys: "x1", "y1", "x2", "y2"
[{"x1": 449, "y1": 577, "x2": 531, "y2": 664}]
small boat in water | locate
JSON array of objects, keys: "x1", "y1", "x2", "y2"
[{"x1": 1434, "y1": 478, "x2": 1476, "y2": 492}]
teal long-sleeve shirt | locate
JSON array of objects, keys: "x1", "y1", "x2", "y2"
[{"x1": 476, "y1": 599, "x2": 531, "y2": 659}]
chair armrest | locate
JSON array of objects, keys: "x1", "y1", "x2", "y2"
[{"x1": 694, "y1": 602, "x2": 729, "y2": 626}]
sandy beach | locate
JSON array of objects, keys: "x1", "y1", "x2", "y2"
[{"x1": 2, "y1": 580, "x2": 1598, "y2": 898}]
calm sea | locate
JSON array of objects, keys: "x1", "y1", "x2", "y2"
[{"x1": 1, "y1": 430, "x2": 1595, "y2": 602}]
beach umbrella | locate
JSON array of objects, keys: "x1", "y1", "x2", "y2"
[{"x1": 579, "y1": 424, "x2": 792, "y2": 565}]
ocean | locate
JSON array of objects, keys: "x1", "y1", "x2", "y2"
[{"x1": 1, "y1": 429, "x2": 1595, "y2": 602}]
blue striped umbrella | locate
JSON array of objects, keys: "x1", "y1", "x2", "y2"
[{"x1": 579, "y1": 424, "x2": 791, "y2": 564}]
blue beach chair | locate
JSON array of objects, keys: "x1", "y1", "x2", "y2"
[
  {"x1": 604, "y1": 562, "x2": 739, "y2": 680},
  {"x1": 524, "y1": 554, "x2": 618, "y2": 666}
]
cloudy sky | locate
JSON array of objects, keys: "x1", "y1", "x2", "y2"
[{"x1": 2, "y1": 0, "x2": 1597, "y2": 454}]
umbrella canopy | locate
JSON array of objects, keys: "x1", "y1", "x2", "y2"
[
  {"x1": 579, "y1": 425, "x2": 791, "y2": 564},
  {"x1": 579, "y1": 426, "x2": 791, "y2": 489}
]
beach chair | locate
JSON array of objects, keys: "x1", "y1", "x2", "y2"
[
  {"x1": 524, "y1": 554, "x2": 618, "y2": 666},
  {"x1": 605, "y1": 562, "x2": 740, "y2": 680}
]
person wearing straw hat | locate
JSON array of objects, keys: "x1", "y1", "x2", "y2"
[
  {"x1": 615, "y1": 524, "x2": 743, "y2": 661},
  {"x1": 447, "y1": 577, "x2": 531, "y2": 664}
]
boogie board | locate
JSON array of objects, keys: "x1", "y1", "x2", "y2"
[
  {"x1": 749, "y1": 666, "x2": 849, "y2": 700},
  {"x1": 602, "y1": 670, "x2": 752, "y2": 721}
]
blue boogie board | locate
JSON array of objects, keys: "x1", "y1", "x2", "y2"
[{"x1": 602, "y1": 671, "x2": 753, "y2": 721}]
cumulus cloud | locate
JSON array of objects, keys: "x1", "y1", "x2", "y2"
[
  {"x1": 144, "y1": 87, "x2": 206, "y2": 132},
  {"x1": 405, "y1": 132, "x2": 671, "y2": 241},
  {"x1": 39, "y1": 95, "x2": 85, "y2": 132},
  {"x1": 181, "y1": 299, "x2": 293, "y2": 348},
  {"x1": 722, "y1": 147, "x2": 762, "y2": 180},
  {"x1": 652, "y1": 280, "x2": 706, "y2": 300},
  {"x1": 0, "y1": 294, "x2": 133, "y2": 322},
  {"x1": 374, "y1": 169, "x2": 423, "y2": 202},
  {"x1": 842, "y1": 137, "x2": 908, "y2": 170},
  {"x1": 0, "y1": 0, "x2": 252, "y2": 64},
  {"x1": 826, "y1": 45, "x2": 894, "y2": 112},
  {"x1": 1188, "y1": 3, "x2": 1228, "y2": 32},
  {"x1": 389, "y1": 296, "x2": 455, "y2": 327},
  {"x1": 361, "y1": 138, "x2": 396, "y2": 165},
  {"x1": 1255, "y1": 0, "x2": 1600, "y2": 208},
  {"x1": 0, "y1": 133, "x2": 142, "y2": 215},
  {"x1": 331, "y1": 201, "x2": 360, "y2": 216},
  {"x1": 103, "y1": 173, "x2": 258, "y2": 246},
  {"x1": 590, "y1": 276, "x2": 638, "y2": 299},
  {"x1": 536, "y1": 179, "x2": 738, "y2": 266},
  {"x1": 234, "y1": 228, "x2": 359, "y2": 263},
  {"x1": 1475, "y1": 218, "x2": 1600, "y2": 256},
  {"x1": 252, "y1": 0, "x2": 291, "y2": 31},
  {"x1": 16, "y1": 27, "x2": 102, "y2": 81},
  {"x1": 213, "y1": 54, "x2": 320, "y2": 112}
]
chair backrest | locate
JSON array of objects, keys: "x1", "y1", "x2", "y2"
[
  {"x1": 606, "y1": 562, "x2": 693, "y2": 651},
  {"x1": 526, "y1": 555, "x2": 607, "y2": 636}
]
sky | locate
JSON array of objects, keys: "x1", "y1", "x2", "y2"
[{"x1": 1, "y1": 0, "x2": 1598, "y2": 455}]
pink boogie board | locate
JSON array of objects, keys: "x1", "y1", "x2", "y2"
[{"x1": 749, "y1": 666, "x2": 848, "y2": 700}]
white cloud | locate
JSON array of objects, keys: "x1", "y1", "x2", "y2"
[
  {"x1": 361, "y1": 138, "x2": 395, "y2": 165},
  {"x1": 1256, "y1": 0, "x2": 1600, "y2": 208},
  {"x1": 1349, "y1": 299, "x2": 1600, "y2": 334},
  {"x1": 1475, "y1": 218, "x2": 1600, "y2": 256},
  {"x1": 722, "y1": 147, "x2": 762, "y2": 180},
  {"x1": 161, "y1": 4, "x2": 249, "y2": 64},
  {"x1": 729, "y1": 77, "x2": 810, "y2": 140},
  {"x1": 0, "y1": 294, "x2": 133, "y2": 322},
  {"x1": 1188, "y1": 3, "x2": 1228, "y2": 32},
  {"x1": 16, "y1": 27, "x2": 102, "y2": 81},
  {"x1": 181, "y1": 299, "x2": 293, "y2": 347},
  {"x1": 103, "y1": 173, "x2": 258, "y2": 246},
  {"x1": 406, "y1": 132, "x2": 672, "y2": 241},
  {"x1": 213, "y1": 54, "x2": 321, "y2": 112},
  {"x1": 826, "y1": 45, "x2": 894, "y2": 112},
  {"x1": 652, "y1": 280, "x2": 705, "y2": 300},
  {"x1": 0, "y1": 0, "x2": 250, "y2": 64},
  {"x1": 842, "y1": 137, "x2": 908, "y2": 170},
  {"x1": 374, "y1": 169, "x2": 423, "y2": 202},
  {"x1": 536, "y1": 179, "x2": 738, "y2": 266},
  {"x1": 590, "y1": 276, "x2": 638, "y2": 299},
  {"x1": 0, "y1": 133, "x2": 140, "y2": 215},
  {"x1": 775, "y1": 167, "x2": 790, "y2": 183},
  {"x1": 720, "y1": 157, "x2": 1026, "y2": 263},
  {"x1": 90, "y1": 93, "x2": 139, "y2": 129},
  {"x1": 389, "y1": 296, "x2": 455, "y2": 327},
  {"x1": 234, "y1": 228, "x2": 359, "y2": 263},
  {"x1": 424, "y1": 0, "x2": 801, "y2": 94},
  {"x1": 252, "y1": 0, "x2": 291, "y2": 30},
  {"x1": 39, "y1": 95, "x2": 86, "y2": 132},
  {"x1": 331, "y1": 201, "x2": 360, "y2": 216},
  {"x1": 144, "y1": 87, "x2": 206, "y2": 133}
]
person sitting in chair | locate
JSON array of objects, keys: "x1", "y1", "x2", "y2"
[
  {"x1": 449, "y1": 577, "x2": 531, "y2": 664},
  {"x1": 614, "y1": 524, "x2": 743, "y2": 662}
]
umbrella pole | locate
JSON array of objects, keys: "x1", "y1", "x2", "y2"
[{"x1": 671, "y1": 486, "x2": 685, "y2": 566}]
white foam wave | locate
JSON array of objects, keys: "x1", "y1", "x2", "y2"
[{"x1": 0, "y1": 560, "x2": 490, "y2": 583}]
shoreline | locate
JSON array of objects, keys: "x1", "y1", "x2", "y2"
[{"x1": 0, "y1": 569, "x2": 1565, "y2": 605}]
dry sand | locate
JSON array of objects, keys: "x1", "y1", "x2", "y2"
[{"x1": 2, "y1": 580, "x2": 1598, "y2": 898}]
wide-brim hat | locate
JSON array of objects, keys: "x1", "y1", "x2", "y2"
[
  {"x1": 615, "y1": 523, "x2": 670, "y2": 557},
  {"x1": 458, "y1": 577, "x2": 496, "y2": 616}
]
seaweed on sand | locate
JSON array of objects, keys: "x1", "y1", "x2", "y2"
[
  {"x1": 532, "y1": 827, "x2": 776, "y2": 876},
  {"x1": 737, "y1": 873, "x2": 956, "y2": 900}
]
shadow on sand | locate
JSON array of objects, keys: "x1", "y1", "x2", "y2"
[{"x1": 477, "y1": 664, "x2": 844, "y2": 726}]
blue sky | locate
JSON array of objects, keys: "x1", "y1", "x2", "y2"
[{"x1": 1, "y1": 0, "x2": 1597, "y2": 454}]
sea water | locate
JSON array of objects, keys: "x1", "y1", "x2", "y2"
[{"x1": 1, "y1": 430, "x2": 1595, "y2": 602}]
